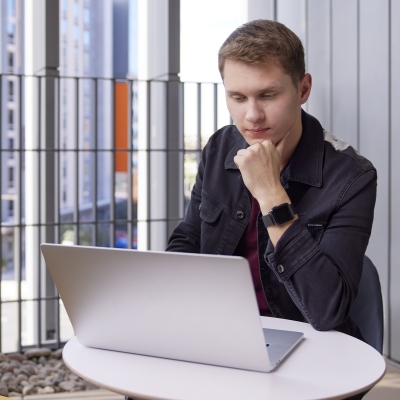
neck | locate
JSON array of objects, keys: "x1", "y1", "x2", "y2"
[{"x1": 280, "y1": 112, "x2": 303, "y2": 169}]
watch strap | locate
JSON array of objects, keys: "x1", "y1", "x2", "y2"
[{"x1": 262, "y1": 203, "x2": 296, "y2": 228}]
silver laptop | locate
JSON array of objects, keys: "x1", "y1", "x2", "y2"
[{"x1": 41, "y1": 244, "x2": 303, "y2": 373}]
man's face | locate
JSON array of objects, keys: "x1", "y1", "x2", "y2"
[{"x1": 223, "y1": 59, "x2": 311, "y2": 146}]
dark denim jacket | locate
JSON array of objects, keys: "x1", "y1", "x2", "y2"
[{"x1": 167, "y1": 111, "x2": 377, "y2": 340}]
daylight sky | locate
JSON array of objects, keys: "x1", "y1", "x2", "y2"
[{"x1": 180, "y1": 0, "x2": 242, "y2": 83}]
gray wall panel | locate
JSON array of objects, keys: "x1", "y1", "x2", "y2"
[
  {"x1": 277, "y1": 0, "x2": 307, "y2": 46},
  {"x1": 390, "y1": 0, "x2": 400, "y2": 362},
  {"x1": 307, "y1": 0, "x2": 331, "y2": 131},
  {"x1": 275, "y1": 0, "x2": 398, "y2": 362},
  {"x1": 277, "y1": 0, "x2": 309, "y2": 110},
  {"x1": 359, "y1": 0, "x2": 390, "y2": 354},
  {"x1": 331, "y1": 0, "x2": 358, "y2": 148}
]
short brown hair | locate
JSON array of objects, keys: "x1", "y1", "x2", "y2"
[{"x1": 218, "y1": 20, "x2": 305, "y2": 85}]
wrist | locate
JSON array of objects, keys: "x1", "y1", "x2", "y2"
[{"x1": 258, "y1": 190, "x2": 290, "y2": 216}]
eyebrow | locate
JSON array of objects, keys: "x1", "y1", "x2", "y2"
[{"x1": 226, "y1": 86, "x2": 280, "y2": 96}]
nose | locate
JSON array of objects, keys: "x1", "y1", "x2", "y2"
[{"x1": 245, "y1": 99, "x2": 264, "y2": 123}]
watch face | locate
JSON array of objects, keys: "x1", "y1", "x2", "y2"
[{"x1": 272, "y1": 203, "x2": 294, "y2": 224}]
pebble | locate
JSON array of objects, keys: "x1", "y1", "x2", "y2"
[
  {"x1": 59, "y1": 380, "x2": 76, "y2": 391},
  {"x1": 0, "y1": 347, "x2": 98, "y2": 395},
  {"x1": 22, "y1": 384, "x2": 35, "y2": 395},
  {"x1": 37, "y1": 385, "x2": 55, "y2": 394},
  {"x1": 24, "y1": 348, "x2": 52, "y2": 359},
  {"x1": 7, "y1": 353, "x2": 26, "y2": 362},
  {"x1": 52, "y1": 348, "x2": 63, "y2": 359},
  {"x1": 0, "y1": 385, "x2": 8, "y2": 397}
]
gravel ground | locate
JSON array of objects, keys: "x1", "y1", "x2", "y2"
[{"x1": 0, "y1": 347, "x2": 98, "y2": 397}]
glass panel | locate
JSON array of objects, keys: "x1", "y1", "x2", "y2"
[
  {"x1": 60, "y1": 224, "x2": 74, "y2": 245},
  {"x1": 184, "y1": 152, "x2": 198, "y2": 212},
  {"x1": 184, "y1": 83, "x2": 199, "y2": 150},
  {"x1": 201, "y1": 83, "x2": 215, "y2": 148},
  {"x1": 97, "y1": 152, "x2": 112, "y2": 221},
  {"x1": 2, "y1": 302, "x2": 18, "y2": 353},
  {"x1": 21, "y1": 300, "x2": 36, "y2": 347},
  {"x1": 79, "y1": 224, "x2": 93, "y2": 247},
  {"x1": 60, "y1": 299, "x2": 74, "y2": 343},
  {"x1": 97, "y1": 223, "x2": 110, "y2": 248},
  {"x1": 217, "y1": 83, "x2": 231, "y2": 129},
  {"x1": 115, "y1": 223, "x2": 128, "y2": 249}
]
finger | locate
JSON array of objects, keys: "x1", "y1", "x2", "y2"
[
  {"x1": 275, "y1": 131, "x2": 291, "y2": 157},
  {"x1": 233, "y1": 155, "x2": 240, "y2": 169}
]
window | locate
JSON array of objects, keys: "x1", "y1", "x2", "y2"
[
  {"x1": 8, "y1": 201, "x2": 14, "y2": 217},
  {"x1": 84, "y1": 30, "x2": 90, "y2": 46},
  {"x1": 61, "y1": 19, "x2": 67, "y2": 36},
  {"x1": 84, "y1": 8, "x2": 90, "y2": 24},
  {"x1": 8, "y1": 0, "x2": 15, "y2": 15},
  {"x1": 9, "y1": 138, "x2": 14, "y2": 159},
  {"x1": 8, "y1": 52, "x2": 14, "y2": 68},
  {"x1": 7, "y1": 22, "x2": 15, "y2": 41},
  {"x1": 8, "y1": 81, "x2": 14, "y2": 101},
  {"x1": 8, "y1": 167, "x2": 14, "y2": 188},
  {"x1": 8, "y1": 110, "x2": 14, "y2": 128}
]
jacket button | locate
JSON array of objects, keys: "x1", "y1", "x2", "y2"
[
  {"x1": 236, "y1": 211, "x2": 244, "y2": 219},
  {"x1": 199, "y1": 203, "x2": 201, "y2": 210},
  {"x1": 277, "y1": 264, "x2": 284, "y2": 273}
]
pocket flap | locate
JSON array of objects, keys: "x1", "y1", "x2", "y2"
[{"x1": 200, "y1": 197, "x2": 223, "y2": 223}]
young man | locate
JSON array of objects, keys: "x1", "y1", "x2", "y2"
[{"x1": 167, "y1": 20, "x2": 376, "y2": 344}]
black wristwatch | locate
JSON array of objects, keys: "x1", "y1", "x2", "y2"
[{"x1": 262, "y1": 203, "x2": 297, "y2": 228}]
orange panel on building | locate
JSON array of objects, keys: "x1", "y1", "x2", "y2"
[{"x1": 114, "y1": 82, "x2": 129, "y2": 172}]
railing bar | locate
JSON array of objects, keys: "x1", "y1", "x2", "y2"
[
  {"x1": 0, "y1": 73, "x2": 222, "y2": 85},
  {"x1": 214, "y1": 83, "x2": 218, "y2": 132},
  {"x1": 0, "y1": 73, "x2": 3, "y2": 353},
  {"x1": 165, "y1": 81, "x2": 169, "y2": 246},
  {"x1": 0, "y1": 216, "x2": 185, "y2": 229},
  {"x1": 17, "y1": 74, "x2": 23, "y2": 353},
  {"x1": 0, "y1": 147, "x2": 194, "y2": 153},
  {"x1": 110, "y1": 79, "x2": 116, "y2": 248},
  {"x1": 127, "y1": 81, "x2": 133, "y2": 249},
  {"x1": 93, "y1": 78, "x2": 98, "y2": 246},
  {"x1": 146, "y1": 81, "x2": 151, "y2": 250},
  {"x1": 197, "y1": 83, "x2": 201, "y2": 160},
  {"x1": 37, "y1": 76, "x2": 42, "y2": 348},
  {"x1": 74, "y1": 78, "x2": 79, "y2": 245},
  {"x1": 55, "y1": 76, "x2": 61, "y2": 349}
]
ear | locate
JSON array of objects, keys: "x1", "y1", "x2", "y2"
[{"x1": 298, "y1": 73, "x2": 312, "y2": 105}]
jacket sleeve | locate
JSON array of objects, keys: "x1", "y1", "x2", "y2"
[
  {"x1": 166, "y1": 145, "x2": 208, "y2": 253},
  {"x1": 265, "y1": 168, "x2": 377, "y2": 331}
]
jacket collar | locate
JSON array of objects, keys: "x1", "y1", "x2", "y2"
[{"x1": 224, "y1": 110, "x2": 324, "y2": 188}]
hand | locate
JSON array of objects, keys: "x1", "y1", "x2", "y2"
[{"x1": 233, "y1": 133, "x2": 290, "y2": 210}]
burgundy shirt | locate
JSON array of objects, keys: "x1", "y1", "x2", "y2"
[{"x1": 234, "y1": 196, "x2": 273, "y2": 317}]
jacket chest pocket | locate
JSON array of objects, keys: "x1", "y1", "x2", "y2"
[{"x1": 199, "y1": 197, "x2": 224, "y2": 246}]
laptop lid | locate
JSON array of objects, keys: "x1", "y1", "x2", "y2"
[{"x1": 42, "y1": 244, "x2": 298, "y2": 372}]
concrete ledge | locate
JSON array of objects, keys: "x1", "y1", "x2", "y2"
[{"x1": 8, "y1": 389, "x2": 124, "y2": 400}]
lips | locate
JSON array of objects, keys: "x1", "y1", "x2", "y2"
[{"x1": 247, "y1": 128, "x2": 269, "y2": 134}]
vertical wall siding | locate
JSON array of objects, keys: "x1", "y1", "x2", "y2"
[
  {"x1": 359, "y1": 0, "x2": 390, "y2": 355},
  {"x1": 307, "y1": 0, "x2": 331, "y2": 131},
  {"x1": 276, "y1": 0, "x2": 397, "y2": 361},
  {"x1": 390, "y1": 0, "x2": 400, "y2": 362}
]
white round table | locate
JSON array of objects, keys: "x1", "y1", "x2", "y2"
[{"x1": 63, "y1": 317, "x2": 385, "y2": 400}]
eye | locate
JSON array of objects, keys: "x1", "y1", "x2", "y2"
[
  {"x1": 232, "y1": 96, "x2": 245, "y2": 102},
  {"x1": 261, "y1": 93, "x2": 275, "y2": 99}
]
